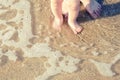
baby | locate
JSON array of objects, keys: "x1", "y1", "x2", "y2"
[{"x1": 51, "y1": 0, "x2": 101, "y2": 34}]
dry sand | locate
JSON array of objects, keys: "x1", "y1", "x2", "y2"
[{"x1": 0, "y1": 0, "x2": 120, "y2": 80}]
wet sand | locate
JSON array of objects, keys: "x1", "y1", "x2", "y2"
[{"x1": 0, "y1": 0, "x2": 120, "y2": 80}]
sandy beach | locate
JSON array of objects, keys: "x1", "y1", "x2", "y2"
[{"x1": 0, "y1": 0, "x2": 120, "y2": 80}]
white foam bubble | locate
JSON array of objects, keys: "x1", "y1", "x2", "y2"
[
  {"x1": 89, "y1": 54, "x2": 120, "y2": 77},
  {"x1": 0, "y1": 0, "x2": 33, "y2": 48},
  {"x1": 90, "y1": 59, "x2": 115, "y2": 76},
  {"x1": 0, "y1": 49, "x2": 17, "y2": 62},
  {"x1": 91, "y1": 51, "x2": 100, "y2": 56},
  {"x1": 111, "y1": 54, "x2": 120, "y2": 64},
  {"x1": 0, "y1": 0, "x2": 34, "y2": 62},
  {"x1": 24, "y1": 43, "x2": 81, "y2": 80},
  {"x1": 0, "y1": 0, "x2": 14, "y2": 7}
]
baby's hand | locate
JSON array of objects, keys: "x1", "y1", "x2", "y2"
[{"x1": 81, "y1": 0, "x2": 101, "y2": 18}]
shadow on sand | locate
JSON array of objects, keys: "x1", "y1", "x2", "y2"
[{"x1": 77, "y1": 0, "x2": 120, "y2": 23}]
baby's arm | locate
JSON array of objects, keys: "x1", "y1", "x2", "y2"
[{"x1": 80, "y1": 0, "x2": 101, "y2": 18}]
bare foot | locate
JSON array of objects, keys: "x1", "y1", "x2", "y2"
[
  {"x1": 52, "y1": 18, "x2": 63, "y2": 31},
  {"x1": 69, "y1": 23, "x2": 83, "y2": 34},
  {"x1": 72, "y1": 26, "x2": 83, "y2": 34},
  {"x1": 81, "y1": 0, "x2": 101, "y2": 18}
]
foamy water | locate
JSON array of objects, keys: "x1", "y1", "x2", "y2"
[
  {"x1": 0, "y1": 0, "x2": 81, "y2": 80},
  {"x1": 0, "y1": 0, "x2": 120, "y2": 80}
]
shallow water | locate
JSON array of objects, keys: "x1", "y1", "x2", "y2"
[{"x1": 0, "y1": 0, "x2": 120, "y2": 80}]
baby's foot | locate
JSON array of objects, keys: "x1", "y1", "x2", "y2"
[
  {"x1": 69, "y1": 23, "x2": 83, "y2": 34},
  {"x1": 72, "y1": 26, "x2": 83, "y2": 34},
  {"x1": 82, "y1": 0, "x2": 101, "y2": 18},
  {"x1": 52, "y1": 18, "x2": 63, "y2": 31}
]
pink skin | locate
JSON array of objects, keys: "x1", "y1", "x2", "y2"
[
  {"x1": 81, "y1": 0, "x2": 101, "y2": 18},
  {"x1": 51, "y1": 0, "x2": 101, "y2": 34},
  {"x1": 51, "y1": 0, "x2": 63, "y2": 31}
]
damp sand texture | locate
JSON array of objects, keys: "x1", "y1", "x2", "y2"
[{"x1": 0, "y1": 0, "x2": 120, "y2": 80}]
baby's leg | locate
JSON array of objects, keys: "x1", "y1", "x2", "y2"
[
  {"x1": 68, "y1": 0, "x2": 83, "y2": 34},
  {"x1": 81, "y1": 0, "x2": 101, "y2": 18},
  {"x1": 51, "y1": 0, "x2": 63, "y2": 31}
]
